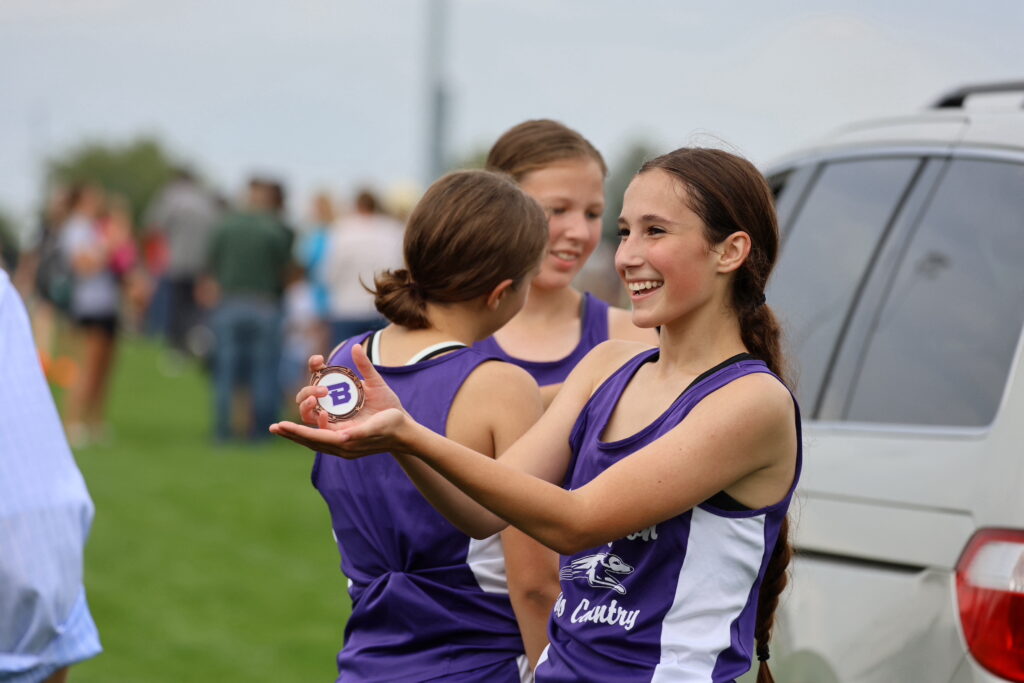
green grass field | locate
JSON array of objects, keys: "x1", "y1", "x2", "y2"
[{"x1": 69, "y1": 338, "x2": 348, "y2": 682}]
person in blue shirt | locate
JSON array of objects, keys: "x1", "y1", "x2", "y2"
[{"x1": 0, "y1": 268, "x2": 103, "y2": 683}]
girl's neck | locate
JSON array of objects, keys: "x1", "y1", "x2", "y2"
[
  {"x1": 403, "y1": 302, "x2": 493, "y2": 346},
  {"x1": 375, "y1": 308, "x2": 482, "y2": 366},
  {"x1": 654, "y1": 303, "x2": 747, "y2": 379},
  {"x1": 516, "y1": 284, "x2": 583, "y2": 324}
]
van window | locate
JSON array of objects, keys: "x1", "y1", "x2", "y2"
[
  {"x1": 769, "y1": 165, "x2": 817, "y2": 241},
  {"x1": 845, "y1": 159, "x2": 1024, "y2": 426},
  {"x1": 767, "y1": 158, "x2": 920, "y2": 411}
]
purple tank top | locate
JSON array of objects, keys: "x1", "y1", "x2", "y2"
[
  {"x1": 535, "y1": 349, "x2": 802, "y2": 683},
  {"x1": 473, "y1": 292, "x2": 609, "y2": 386},
  {"x1": 312, "y1": 332, "x2": 525, "y2": 682}
]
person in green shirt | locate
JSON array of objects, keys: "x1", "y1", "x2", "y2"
[{"x1": 201, "y1": 177, "x2": 294, "y2": 442}]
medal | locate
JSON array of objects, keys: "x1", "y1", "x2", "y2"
[{"x1": 309, "y1": 366, "x2": 365, "y2": 422}]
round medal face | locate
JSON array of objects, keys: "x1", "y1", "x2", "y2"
[{"x1": 310, "y1": 366, "x2": 365, "y2": 422}]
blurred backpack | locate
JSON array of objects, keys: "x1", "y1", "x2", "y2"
[{"x1": 34, "y1": 229, "x2": 72, "y2": 312}]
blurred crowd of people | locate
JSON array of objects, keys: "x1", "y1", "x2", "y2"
[{"x1": 8, "y1": 169, "x2": 408, "y2": 446}]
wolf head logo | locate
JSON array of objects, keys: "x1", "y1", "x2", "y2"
[{"x1": 559, "y1": 553, "x2": 635, "y2": 594}]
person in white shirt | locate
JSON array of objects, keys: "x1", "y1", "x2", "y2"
[{"x1": 323, "y1": 189, "x2": 404, "y2": 345}]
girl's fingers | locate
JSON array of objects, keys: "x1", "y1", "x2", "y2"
[
  {"x1": 352, "y1": 343, "x2": 385, "y2": 386},
  {"x1": 279, "y1": 422, "x2": 361, "y2": 455},
  {"x1": 307, "y1": 354, "x2": 325, "y2": 373},
  {"x1": 299, "y1": 396, "x2": 320, "y2": 424},
  {"x1": 296, "y1": 384, "x2": 326, "y2": 405},
  {"x1": 271, "y1": 421, "x2": 334, "y2": 448},
  {"x1": 275, "y1": 429, "x2": 330, "y2": 453}
]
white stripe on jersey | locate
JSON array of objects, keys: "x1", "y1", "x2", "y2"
[
  {"x1": 467, "y1": 533, "x2": 510, "y2": 595},
  {"x1": 650, "y1": 507, "x2": 766, "y2": 682},
  {"x1": 517, "y1": 653, "x2": 535, "y2": 683},
  {"x1": 536, "y1": 643, "x2": 551, "y2": 669}
]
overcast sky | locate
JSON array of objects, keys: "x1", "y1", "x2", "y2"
[{"x1": 2, "y1": 0, "x2": 1022, "y2": 233}]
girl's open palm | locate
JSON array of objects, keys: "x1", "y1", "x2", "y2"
[{"x1": 271, "y1": 343, "x2": 410, "y2": 459}]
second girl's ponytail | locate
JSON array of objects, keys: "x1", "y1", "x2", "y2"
[
  {"x1": 373, "y1": 268, "x2": 430, "y2": 330},
  {"x1": 370, "y1": 170, "x2": 547, "y2": 330}
]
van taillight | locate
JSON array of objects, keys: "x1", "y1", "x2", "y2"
[{"x1": 956, "y1": 529, "x2": 1024, "y2": 681}]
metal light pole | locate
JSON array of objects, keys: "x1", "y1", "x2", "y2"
[{"x1": 424, "y1": 0, "x2": 449, "y2": 186}]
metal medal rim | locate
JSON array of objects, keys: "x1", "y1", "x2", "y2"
[{"x1": 310, "y1": 366, "x2": 365, "y2": 422}]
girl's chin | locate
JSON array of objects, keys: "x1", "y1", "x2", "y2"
[
  {"x1": 532, "y1": 269, "x2": 578, "y2": 290},
  {"x1": 629, "y1": 307, "x2": 665, "y2": 329}
]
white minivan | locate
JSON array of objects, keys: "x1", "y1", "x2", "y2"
[{"x1": 755, "y1": 81, "x2": 1024, "y2": 682}]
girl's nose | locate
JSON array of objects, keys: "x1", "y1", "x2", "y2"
[
  {"x1": 615, "y1": 236, "x2": 644, "y2": 270},
  {"x1": 562, "y1": 211, "x2": 591, "y2": 241}
]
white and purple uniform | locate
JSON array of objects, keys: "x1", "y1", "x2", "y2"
[
  {"x1": 473, "y1": 293, "x2": 609, "y2": 387},
  {"x1": 313, "y1": 332, "x2": 529, "y2": 682},
  {"x1": 536, "y1": 350, "x2": 802, "y2": 682}
]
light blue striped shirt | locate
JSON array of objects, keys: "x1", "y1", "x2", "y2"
[{"x1": 0, "y1": 269, "x2": 102, "y2": 682}]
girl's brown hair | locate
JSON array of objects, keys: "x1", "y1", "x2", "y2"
[
  {"x1": 373, "y1": 170, "x2": 547, "y2": 329},
  {"x1": 640, "y1": 147, "x2": 790, "y2": 683},
  {"x1": 485, "y1": 119, "x2": 607, "y2": 181}
]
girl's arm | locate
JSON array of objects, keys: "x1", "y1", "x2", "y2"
[
  {"x1": 501, "y1": 527, "x2": 559, "y2": 668},
  {"x1": 391, "y1": 370, "x2": 796, "y2": 554},
  {"x1": 468, "y1": 362, "x2": 559, "y2": 669},
  {"x1": 274, "y1": 345, "x2": 797, "y2": 554},
  {"x1": 276, "y1": 342, "x2": 613, "y2": 537},
  {"x1": 390, "y1": 360, "x2": 545, "y2": 538},
  {"x1": 537, "y1": 383, "x2": 561, "y2": 409}
]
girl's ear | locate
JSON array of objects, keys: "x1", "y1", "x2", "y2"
[
  {"x1": 717, "y1": 231, "x2": 752, "y2": 274},
  {"x1": 485, "y1": 279, "x2": 516, "y2": 311}
]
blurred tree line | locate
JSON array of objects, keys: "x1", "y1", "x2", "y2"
[
  {"x1": 0, "y1": 137, "x2": 191, "y2": 270},
  {"x1": 46, "y1": 137, "x2": 189, "y2": 229}
]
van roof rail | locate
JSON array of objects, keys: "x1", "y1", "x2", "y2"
[{"x1": 931, "y1": 80, "x2": 1024, "y2": 109}]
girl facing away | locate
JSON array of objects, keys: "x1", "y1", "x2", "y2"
[
  {"x1": 274, "y1": 148, "x2": 801, "y2": 683},
  {"x1": 308, "y1": 169, "x2": 553, "y2": 681},
  {"x1": 475, "y1": 120, "x2": 656, "y2": 406}
]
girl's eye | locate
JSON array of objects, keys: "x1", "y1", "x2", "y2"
[
  {"x1": 549, "y1": 207, "x2": 567, "y2": 216},
  {"x1": 647, "y1": 226, "x2": 666, "y2": 236},
  {"x1": 586, "y1": 211, "x2": 602, "y2": 221},
  {"x1": 617, "y1": 227, "x2": 630, "y2": 239}
]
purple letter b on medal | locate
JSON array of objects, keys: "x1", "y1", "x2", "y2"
[{"x1": 312, "y1": 367, "x2": 364, "y2": 421}]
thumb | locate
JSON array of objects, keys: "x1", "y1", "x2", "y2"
[
  {"x1": 308, "y1": 354, "x2": 325, "y2": 373},
  {"x1": 352, "y1": 343, "x2": 386, "y2": 387}
]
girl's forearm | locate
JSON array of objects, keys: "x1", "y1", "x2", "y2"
[
  {"x1": 402, "y1": 419, "x2": 589, "y2": 555},
  {"x1": 391, "y1": 451, "x2": 507, "y2": 539}
]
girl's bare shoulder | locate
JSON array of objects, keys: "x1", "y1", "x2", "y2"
[
  {"x1": 564, "y1": 339, "x2": 657, "y2": 396},
  {"x1": 460, "y1": 358, "x2": 541, "y2": 405},
  {"x1": 693, "y1": 370, "x2": 797, "y2": 442}
]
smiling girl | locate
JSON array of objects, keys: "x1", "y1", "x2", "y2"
[
  {"x1": 275, "y1": 148, "x2": 800, "y2": 683},
  {"x1": 475, "y1": 120, "x2": 656, "y2": 407}
]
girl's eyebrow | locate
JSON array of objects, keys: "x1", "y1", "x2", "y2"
[{"x1": 619, "y1": 213, "x2": 675, "y2": 226}]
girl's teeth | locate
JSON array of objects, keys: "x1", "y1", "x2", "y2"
[{"x1": 628, "y1": 280, "x2": 663, "y2": 293}]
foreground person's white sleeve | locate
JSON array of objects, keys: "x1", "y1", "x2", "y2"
[{"x1": 0, "y1": 268, "x2": 102, "y2": 682}]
